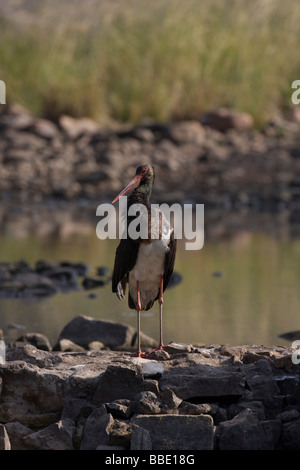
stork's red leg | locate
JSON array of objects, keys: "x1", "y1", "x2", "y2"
[
  {"x1": 134, "y1": 280, "x2": 142, "y2": 357},
  {"x1": 158, "y1": 275, "x2": 165, "y2": 350},
  {"x1": 145, "y1": 275, "x2": 166, "y2": 357}
]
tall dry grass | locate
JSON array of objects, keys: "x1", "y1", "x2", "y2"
[{"x1": 1, "y1": 0, "x2": 300, "y2": 126}]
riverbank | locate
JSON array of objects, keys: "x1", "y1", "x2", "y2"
[
  {"x1": 0, "y1": 324, "x2": 299, "y2": 450},
  {"x1": 1, "y1": 104, "x2": 300, "y2": 217}
]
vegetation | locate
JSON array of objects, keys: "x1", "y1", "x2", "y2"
[{"x1": 1, "y1": 0, "x2": 300, "y2": 126}]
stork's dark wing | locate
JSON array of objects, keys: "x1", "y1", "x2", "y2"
[
  {"x1": 162, "y1": 230, "x2": 177, "y2": 291},
  {"x1": 112, "y1": 238, "x2": 139, "y2": 298}
]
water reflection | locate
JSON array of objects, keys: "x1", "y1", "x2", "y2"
[{"x1": 0, "y1": 209, "x2": 299, "y2": 348}]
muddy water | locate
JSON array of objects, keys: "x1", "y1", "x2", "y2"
[{"x1": 0, "y1": 212, "x2": 299, "y2": 348}]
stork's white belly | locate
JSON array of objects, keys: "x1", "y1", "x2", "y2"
[{"x1": 129, "y1": 238, "x2": 170, "y2": 309}]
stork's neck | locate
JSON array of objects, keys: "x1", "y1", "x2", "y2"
[{"x1": 128, "y1": 181, "x2": 153, "y2": 208}]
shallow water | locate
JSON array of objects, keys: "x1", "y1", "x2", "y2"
[{"x1": 0, "y1": 212, "x2": 299, "y2": 348}]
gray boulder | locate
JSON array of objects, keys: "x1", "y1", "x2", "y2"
[
  {"x1": 23, "y1": 419, "x2": 75, "y2": 450},
  {"x1": 0, "y1": 359, "x2": 64, "y2": 427},
  {"x1": 56, "y1": 315, "x2": 156, "y2": 350},
  {"x1": 217, "y1": 409, "x2": 281, "y2": 450},
  {"x1": 159, "y1": 364, "x2": 245, "y2": 400},
  {"x1": 4, "y1": 422, "x2": 33, "y2": 450},
  {"x1": 80, "y1": 405, "x2": 114, "y2": 450},
  {"x1": 0, "y1": 424, "x2": 11, "y2": 450},
  {"x1": 130, "y1": 424, "x2": 152, "y2": 450},
  {"x1": 132, "y1": 414, "x2": 214, "y2": 450},
  {"x1": 17, "y1": 332, "x2": 52, "y2": 351},
  {"x1": 281, "y1": 417, "x2": 300, "y2": 450},
  {"x1": 92, "y1": 364, "x2": 145, "y2": 403}
]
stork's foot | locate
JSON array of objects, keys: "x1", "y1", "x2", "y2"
[
  {"x1": 147, "y1": 344, "x2": 165, "y2": 355},
  {"x1": 132, "y1": 342, "x2": 174, "y2": 359},
  {"x1": 149, "y1": 340, "x2": 174, "y2": 354},
  {"x1": 133, "y1": 351, "x2": 149, "y2": 359},
  {"x1": 132, "y1": 346, "x2": 165, "y2": 359}
]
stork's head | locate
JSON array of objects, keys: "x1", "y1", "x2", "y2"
[{"x1": 112, "y1": 164, "x2": 155, "y2": 203}]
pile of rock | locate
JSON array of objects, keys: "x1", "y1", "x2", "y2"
[
  {"x1": 1, "y1": 104, "x2": 300, "y2": 213},
  {"x1": 0, "y1": 259, "x2": 97, "y2": 298},
  {"x1": 0, "y1": 260, "x2": 180, "y2": 300},
  {"x1": 0, "y1": 316, "x2": 299, "y2": 450}
]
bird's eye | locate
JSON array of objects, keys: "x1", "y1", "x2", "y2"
[{"x1": 140, "y1": 168, "x2": 148, "y2": 175}]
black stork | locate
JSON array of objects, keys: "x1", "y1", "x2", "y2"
[{"x1": 111, "y1": 164, "x2": 177, "y2": 357}]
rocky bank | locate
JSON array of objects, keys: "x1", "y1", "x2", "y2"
[
  {"x1": 0, "y1": 316, "x2": 299, "y2": 451},
  {"x1": 1, "y1": 104, "x2": 300, "y2": 217}
]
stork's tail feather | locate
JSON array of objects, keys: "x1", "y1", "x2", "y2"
[{"x1": 128, "y1": 293, "x2": 154, "y2": 311}]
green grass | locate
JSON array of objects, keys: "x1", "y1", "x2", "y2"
[{"x1": 1, "y1": 0, "x2": 300, "y2": 126}]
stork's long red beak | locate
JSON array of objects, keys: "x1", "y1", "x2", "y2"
[{"x1": 112, "y1": 174, "x2": 143, "y2": 204}]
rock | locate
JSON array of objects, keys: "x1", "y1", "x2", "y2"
[
  {"x1": 217, "y1": 409, "x2": 280, "y2": 450},
  {"x1": 96, "y1": 444, "x2": 125, "y2": 450},
  {"x1": 0, "y1": 280, "x2": 24, "y2": 298},
  {"x1": 201, "y1": 108, "x2": 254, "y2": 132},
  {"x1": 109, "y1": 419, "x2": 131, "y2": 448},
  {"x1": 0, "y1": 273, "x2": 57, "y2": 298},
  {"x1": 132, "y1": 414, "x2": 214, "y2": 450},
  {"x1": 4, "y1": 422, "x2": 33, "y2": 450},
  {"x1": 139, "y1": 359, "x2": 165, "y2": 377},
  {"x1": 0, "y1": 360, "x2": 64, "y2": 427},
  {"x1": 279, "y1": 330, "x2": 300, "y2": 341},
  {"x1": 88, "y1": 341, "x2": 105, "y2": 351},
  {"x1": 159, "y1": 364, "x2": 245, "y2": 400},
  {"x1": 92, "y1": 364, "x2": 145, "y2": 403},
  {"x1": 130, "y1": 424, "x2": 152, "y2": 450},
  {"x1": 0, "y1": 342, "x2": 298, "y2": 450},
  {"x1": 0, "y1": 267, "x2": 11, "y2": 282},
  {"x1": 0, "y1": 103, "x2": 299, "y2": 210},
  {"x1": 166, "y1": 271, "x2": 182, "y2": 288},
  {"x1": 17, "y1": 333, "x2": 52, "y2": 351},
  {"x1": 228, "y1": 400, "x2": 265, "y2": 421},
  {"x1": 96, "y1": 266, "x2": 111, "y2": 277},
  {"x1": 41, "y1": 267, "x2": 79, "y2": 292},
  {"x1": 80, "y1": 405, "x2": 114, "y2": 450},
  {"x1": 106, "y1": 400, "x2": 132, "y2": 419},
  {"x1": 146, "y1": 349, "x2": 170, "y2": 361},
  {"x1": 35, "y1": 260, "x2": 87, "y2": 277},
  {"x1": 281, "y1": 417, "x2": 300, "y2": 449},
  {"x1": 57, "y1": 315, "x2": 156, "y2": 350},
  {"x1": 0, "y1": 260, "x2": 86, "y2": 299},
  {"x1": 276, "y1": 409, "x2": 300, "y2": 423},
  {"x1": 31, "y1": 118, "x2": 59, "y2": 140},
  {"x1": 59, "y1": 115, "x2": 100, "y2": 139},
  {"x1": 82, "y1": 277, "x2": 105, "y2": 289},
  {"x1": 5, "y1": 343, "x2": 50, "y2": 363},
  {"x1": 0, "y1": 424, "x2": 11, "y2": 450},
  {"x1": 179, "y1": 401, "x2": 218, "y2": 417},
  {"x1": 23, "y1": 419, "x2": 75, "y2": 450},
  {"x1": 160, "y1": 388, "x2": 182, "y2": 411},
  {"x1": 244, "y1": 359, "x2": 281, "y2": 417},
  {"x1": 164, "y1": 342, "x2": 194, "y2": 354},
  {"x1": 166, "y1": 121, "x2": 205, "y2": 144},
  {"x1": 133, "y1": 391, "x2": 161, "y2": 415},
  {"x1": 54, "y1": 338, "x2": 86, "y2": 352}
]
